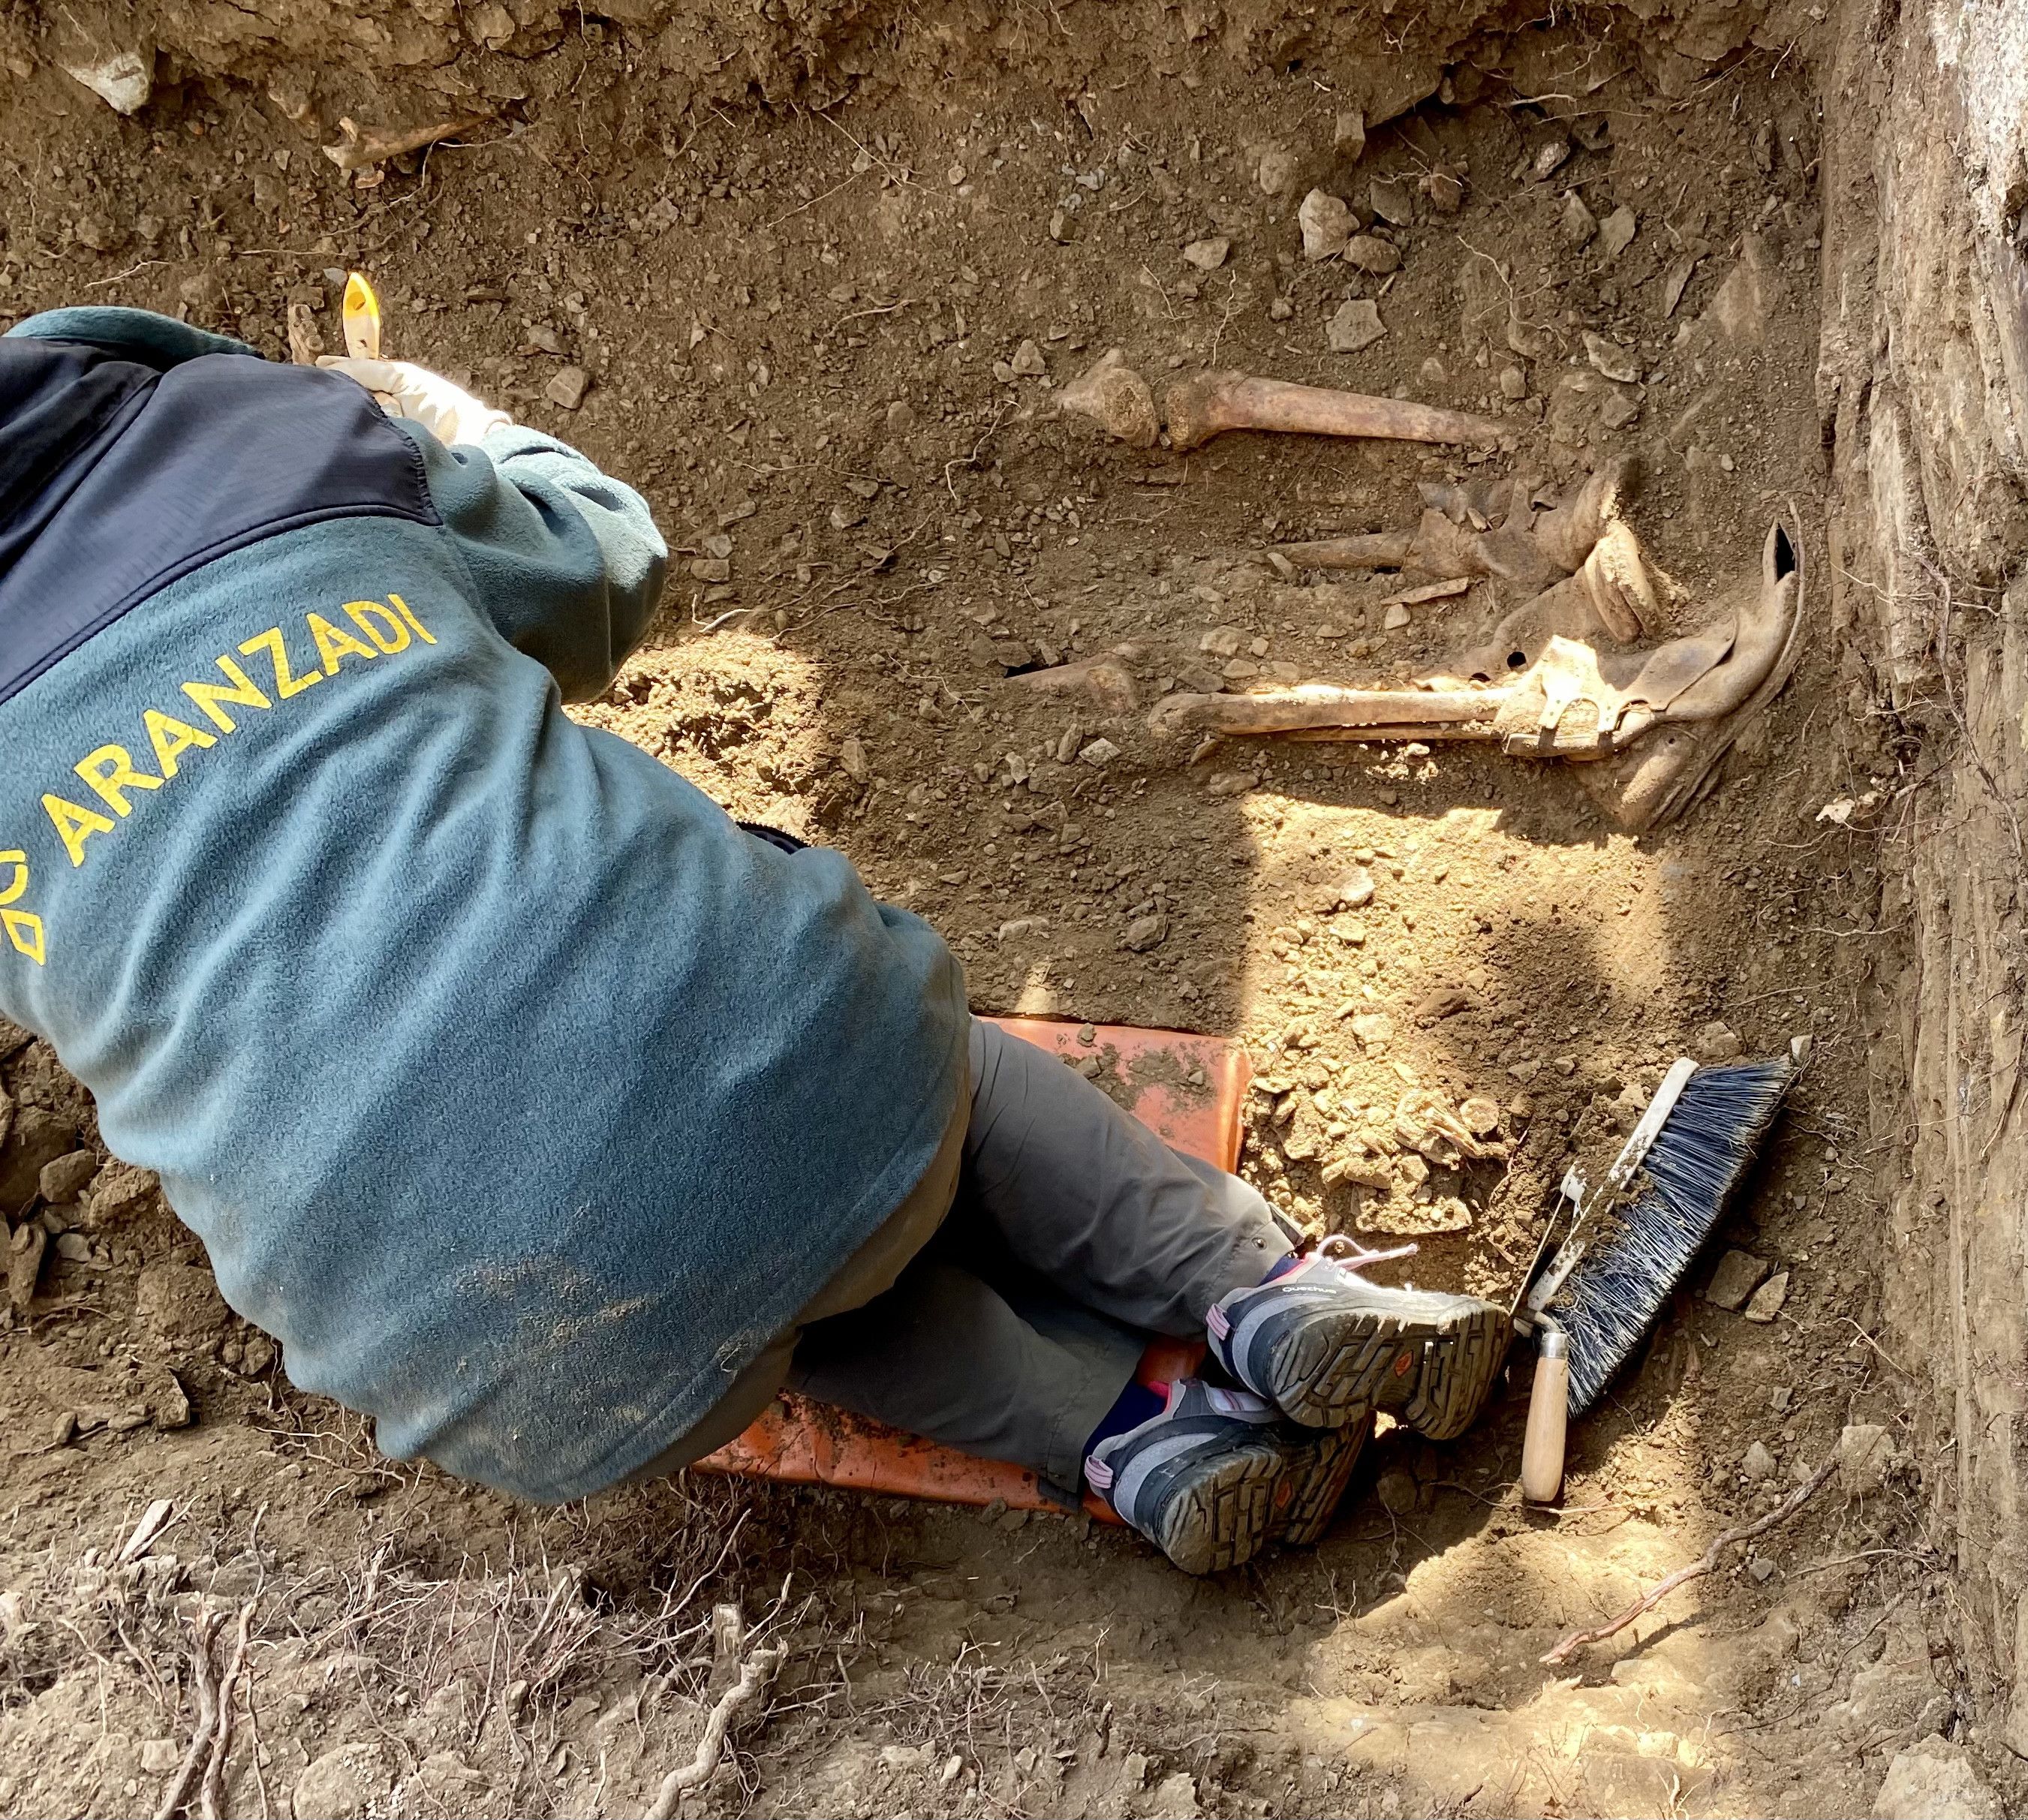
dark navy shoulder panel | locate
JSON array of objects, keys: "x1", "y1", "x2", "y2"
[{"x1": 0, "y1": 338, "x2": 439, "y2": 707}]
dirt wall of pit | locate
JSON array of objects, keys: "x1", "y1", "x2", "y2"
[
  {"x1": 10, "y1": 0, "x2": 1818, "y2": 158},
  {"x1": 1817, "y1": 0, "x2": 2028, "y2": 1747}
]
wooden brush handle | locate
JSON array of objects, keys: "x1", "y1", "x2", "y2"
[{"x1": 1520, "y1": 1328, "x2": 1569, "y2": 1503}]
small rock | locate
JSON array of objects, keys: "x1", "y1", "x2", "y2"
[
  {"x1": 1532, "y1": 137, "x2": 1572, "y2": 180},
  {"x1": 1382, "y1": 602, "x2": 1412, "y2": 630},
  {"x1": 1349, "y1": 1012, "x2": 1394, "y2": 1050},
  {"x1": 1598, "y1": 205, "x2": 1638, "y2": 260},
  {"x1": 1771, "y1": 1385, "x2": 1793, "y2": 1413},
  {"x1": 53, "y1": 1231, "x2": 91, "y2": 1262},
  {"x1": 688, "y1": 558, "x2": 730, "y2": 583},
  {"x1": 1694, "y1": 1019, "x2": 1744, "y2": 1062},
  {"x1": 136, "y1": 1259, "x2": 230, "y2": 1345},
  {"x1": 1374, "y1": 1464, "x2": 1421, "y2": 1515},
  {"x1": 64, "y1": 49, "x2": 152, "y2": 116},
  {"x1": 1741, "y1": 1440, "x2": 1777, "y2": 1482},
  {"x1": 1368, "y1": 176, "x2": 1413, "y2": 226},
  {"x1": 941, "y1": 1755, "x2": 965, "y2": 1785},
  {"x1": 1582, "y1": 332, "x2": 1639, "y2": 384},
  {"x1": 1123, "y1": 915, "x2": 1169, "y2": 953},
  {"x1": 1460, "y1": 1096, "x2": 1501, "y2": 1136},
  {"x1": 1499, "y1": 365, "x2": 1527, "y2": 400},
  {"x1": 1256, "y1": 145, "x2": 1295, "y2": 196},
  {"x1": 1078, "y1": 737, "x2": 1121, "y2": 769},
  {"x1": 1199, "y1": 625, "x2": 1244, "y2": 657},
  {"x1": 1148, "y1": 1771, "x2": 1202, "y2": 1820},
  {"x1": 879, "y1": 1744, "x2": 931, "y2": 1776},
  {"x1": 1327, "y1": 299, "x2": 1386, "y2": 353},
  {"x1": 1599, "y1": 390, "x2": 1642, "y2": 432},
  {"x1": 1705, "y1": 1248, "x2": 1772, "y2": 1312},
  {"x1": 1343, "y1": 233, "x2": 1401, "y2": 275},
  {"x1": 1334, "y1": 109, "x2": 1367, "y2": 158},
  {"x1": 140, "y1": 1738, "x2": 180, "y2": 1774},
  {"x1": 1743, "y1": 1271, "x2": 1790, "y2": 1323},
  {"x1": 1298, "y1": 189, "x2": 1353, "y2": 262},
  {"x1": 39, "y1": 1151, "x2": 98, "y2": 1205},
  {"x1": 838, "y1": 736, "x2": 870, "y2": 782},
  {"x1": 1417, "y1": 356, "x2": 1446, "y2": 386},
  {"x1": 1872, "y1": 1737, "x2": 2000, "y2": 1820},
  {"x1": 1561, "y1": 191, "x2": 1598, "y2": 246},
  {"x1": 1837, "y1": 1422, "x2": 1899, "y2": 1495},
  {"x1": 1706, "y1": 237, "x2": 1772, "y2": 345},
  {"x1": 74, "y1": 215, "x2": 126, "y2": 254},
  {"x1": 291, "y1": 1740, "x2": 393, "y2": 1820},
  {"x1": 1, "y1": 1107, "x2": 79, "y2": 1210},
  {"x1": 241, "y1": 1334, "x2": 278, "y2": 1376},
  {"x1": 1334, "y1": 866, "x2": 1376, "y2": 910},
  {"x1": 1182, "y1": 236, "x2": 1231, "y2": 270},
  {"x1": 1425, "y1": 169, "x2": 1465, "y2": 213},
  {"x1": 152, "y1": 1370, "x2": 192, "y2": 1430},
  {"x1": 544, "y1": 366, "x2": 589, "y2": 410},
  {"x1": 1009, "y1": 338, "x2": 1047, "y2": 378},
  {"x1": 1205, "y1": 771, "x2": 1257, "y2": 797},
  {"x1": 1747, "y1": 1556, "x2": 1777, "y2": 1584},
  {"x1": 8, "y1": 1223, "x2": 46, "y2": 1310}
]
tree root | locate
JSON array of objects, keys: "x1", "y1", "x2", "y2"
[
  {"x1": 1540, "y1": 1455, "x2": 1836, "y2": 1666},
  {"x1": 640, "y1": 1605, "x2": 784, "y2": 1820}
]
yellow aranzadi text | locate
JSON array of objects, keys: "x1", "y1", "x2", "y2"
[{"x1": 2, "y1": 594, "x2": 436, "y2": 968}]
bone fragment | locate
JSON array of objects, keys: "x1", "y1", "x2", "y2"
[
  {"x1": 1057, "y1": 348, "x2": 1159, "y2": 447},
  {"x1": 324, "y1": 112, "x2": 495, "y2": 173}
]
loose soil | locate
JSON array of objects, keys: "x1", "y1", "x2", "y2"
[{"x1": 0, "y1": 5, "x2": 1983, "y2": 1817}]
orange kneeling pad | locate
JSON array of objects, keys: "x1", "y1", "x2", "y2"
[{"x1": 694, "y1": 1018, "x2": 1253, "y2": 1519}]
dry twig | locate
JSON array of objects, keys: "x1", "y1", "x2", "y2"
[{"x1": 1540, "y1": 1455, "x2": 1837, "y2": 1665}]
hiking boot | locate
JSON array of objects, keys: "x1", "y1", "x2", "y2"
[
  {"x1": 1280, "y1": 1409, "x2": 1374, "y2": 1548},
  {"x1": 1206, "y1": 1240, "x2": 1506, "y2": 1440},
  {"x1": 1086, "y1": 1379, "x2": 1359, "y2": 1573}
]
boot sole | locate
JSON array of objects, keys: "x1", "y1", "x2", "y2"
[
  {"x1": 1149, "y1": 1442, "x2": 1290, "y2": 1576},
  {"x1": 1266, "y1": 1298, "x2": 1506, "y2": 1440},
  {"x1": 1279, "y1": 1414, "x2": 1372, "y2": 1548}
]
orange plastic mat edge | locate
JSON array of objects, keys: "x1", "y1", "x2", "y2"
[{"x1": 694, "y1": 1017, "x2": 1250, "y2": 1518}]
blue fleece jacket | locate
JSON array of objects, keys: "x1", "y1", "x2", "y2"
[{"x1": 0, "y1": 308, "x2": 967, "y2": 1500}]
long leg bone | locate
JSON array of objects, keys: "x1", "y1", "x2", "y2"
[
  {"x1": 1163, "y1": 371, "x2": 1504, "y2": 451},
  {"x1": 1059, "y1": 350, "x2": 1503, "y2": 451}
]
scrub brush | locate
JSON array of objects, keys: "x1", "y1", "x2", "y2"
[{"x1": 1515, "y1": 1039, "x2": 1802, "y2": 1500}]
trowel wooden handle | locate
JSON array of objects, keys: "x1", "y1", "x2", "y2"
[{"x1": 1520, "y1": 1327, "x2": 1569, "y2": 1503}]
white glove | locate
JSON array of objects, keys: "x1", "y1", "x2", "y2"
[{"x1": 317, "y1": 356, "x2": 513, "y2": 446}]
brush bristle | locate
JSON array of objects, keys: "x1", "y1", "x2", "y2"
[{"x1": 1547, "y1": 1058, "x2": 1795, "y2": 1414}]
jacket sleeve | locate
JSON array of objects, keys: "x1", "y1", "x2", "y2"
[
  {"x1": 408, "y1": 423, "x2": 670, "y2": 703},
  {"x1": 4, "y1": 305, "x2": 255, "y2": 366}
]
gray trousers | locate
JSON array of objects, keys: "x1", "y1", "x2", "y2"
[{"x1": 645, "y1": 1018, "x2": 1289, "y2": 1491}]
